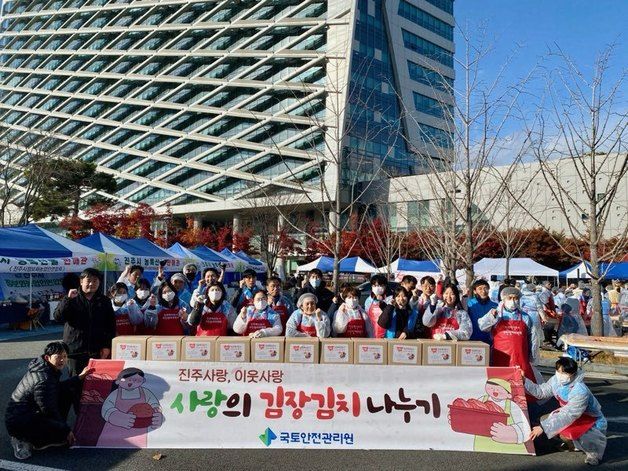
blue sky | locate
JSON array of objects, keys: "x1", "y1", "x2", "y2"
[{"x1": 454, "y1": 0, "x2": 627, "y2": 85}]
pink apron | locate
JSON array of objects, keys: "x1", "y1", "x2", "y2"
[{"x1": 97, "y1": 388, "x2": 151, "y2": 448}]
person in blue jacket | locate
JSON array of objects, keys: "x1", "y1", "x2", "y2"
[
  {"x1": 377, "y1": 287, "x2": 421, "y2": 339},
  {"x1": 466, "y1": 279, "x2": 495, "y2": 345},
  {"x1": 525, "y1": 356, "x2": 607, "y2": 466}
]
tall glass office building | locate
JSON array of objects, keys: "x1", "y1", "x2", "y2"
[{"x1": 0, "y1": 0, "x2": 454, "y2": 221}]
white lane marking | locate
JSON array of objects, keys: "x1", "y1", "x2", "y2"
[
  {"x1": 607, "y1": 416, "x2": 628, "y2": 423},
  {"x1": 0, "y1": 460, "x2": 67, "y2": 471}
]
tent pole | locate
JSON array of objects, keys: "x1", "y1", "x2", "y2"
[
  {"x1": 29, "y1": 273, "x2": 32, "y2": 307},
  {"x1": 104, "y1": 252, "x2": 108, "y2": 290}
]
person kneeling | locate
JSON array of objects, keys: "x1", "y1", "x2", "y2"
[
  {"x1": 5, "y1": 341, "x2": 93, "y2": 460},
  {"x1": 525, "y1": 357, "x2": 607, "y2": 466}
]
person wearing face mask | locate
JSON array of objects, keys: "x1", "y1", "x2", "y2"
[
  {"x1": 286, "y1": 293, "x2": 331, "y2": 338},
  {"x1": 266, "y1": 276, "x2": 295, "y2": 331},
  {"x1": 525, "y1": 357, "x2": 607, "y2": 466},
  {"x1": 423, "y1": 284, "x2": 472, "y2": 341},
  {"x1": 332, "y1": 286, "x2": 371, "y2": 338},
  {"x1": 479, "y1": 287, "x2": 540, "y2": 389},
  {"x1": 144, "y1": 281, "x2": 189, "y2": 335},
  {"x1": 230, "y1": 269, "x2": 260, "y2": 313},
  {"x1": 188, "y1": 282, "x2": 236, "y2": 336},
  {"x1": 364, "y1": 274, "x2": 392, "y2": 338},
  {"x1": 293, "y1": 269, "x2": 334, "y2": 313},
  {"x1": 117, "y1": 265, "x2": 144, "y2": 299},
  {"x1": 182, "y1": 263, "x2": 199, "y2": 292},
  {"x1": 170, "y1": 273, "x2": 192, "y2": 308},
  {"x1": 109, "y1": 282, "x2": 143, "y2": 336},
  {"x1": 233, "y1": 290, "x2": 282, "y2": 338},
  {"x1": 189, "y1": 268, "x2": 221, "y2": 309},
  {"x1": 5, "y1": 342, "x2": 93, "y2": 460},
  {"x1": 466, "y1": 279, "x2": 496, "y2": 345},
  {"x1": 377, "y1": 286, "x2": 421, "y2": 339}
]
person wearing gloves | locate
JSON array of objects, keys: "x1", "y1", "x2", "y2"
[
  {"x1": 109, "y1": 282, "x2": 143, "y2": 336},
  {"x1": 187, "y1": 282, "x2": 236, "y2": 336},
  {"x1": 5, "y1": 341, "x2": 93, "y2": 460},
  {"x1": 230, "y1": 269, "x2": 261, "y2": 313},
  {"x1": 233, "y1": 289, "x2": 282, "y2": 338},
  {"x1": 479, "y1": 287, "x2": 540, "y2": 388},
  {"x1": 266, "y1": 276, "x2": 295, "y2": 330},
  {"x1": 286, "y1": 293, "x2": 331, "y2": 338},
  {"x1": 143, "y1": 282, "x2": 189, "y2": 336},
  {"x1": 466, "y1": 279, "x2": 496, "y2": 345},
  {"x1": 182, "y1": 263, "x2": 199, "y2": 293},
  {"x1": 117, "y1": 265, "x2": 144, "y2": 299},
  {"x1": 293, "y1": 268, "x2": 334, "y2": 312},
  {"x1": 377, "y1": 286, "x2": 422, "y2": 339},
  {"x1": 189, "y1": 268, "x2": 221, "y2": 309},
  {"x1": 525, "y1": 357, "x2": 607, "y2": 466},
  {"x1": 423, "y1": 284, "x2": 472, "y2": 340},
  {"x1": 332, "y1": 286, "x2": 371, "y2": 338}
]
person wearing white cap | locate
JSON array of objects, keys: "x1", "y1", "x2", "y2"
[
  {"x1": 170, "y1": 273, "x2": 192, "y2": 308},
  {"x1": 286, "y1": 293, "x2": 330, "y2": 339}
]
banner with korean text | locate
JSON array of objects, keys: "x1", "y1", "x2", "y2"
[{"x1": 74, "y1": 360, "x2": 535, "y2": 455}]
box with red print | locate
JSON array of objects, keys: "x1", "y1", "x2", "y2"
[
  {"x1": 181, "y1": 336, "x2": 217, "y2": 361},
  {"x1": 455, "y1": 341, "x2": 490, "y2": 367},
  {"x1": 146, "y1": 336, "x2": 183, "y2": 361},
  {"x1": 353, "y1": 338, "x2": 387, "y2": 365},
  {"x1": 251, "y1": 337, "x2": 284, "y2": 363},
  {"x1": 387, "y1": 340, "x2": 423, "y2": 366},
  {"x1": 215, "y1": 337, "x2": 250, "y2": 362},
  {"x1": 284, "y1": 337, "x2": 319, "y2": 363},
  {"x1": 421, "y1": 340, "x2": 456, "y2": 366},
  {"x1": 112, "y1": 336, "x2": 149, "y2": 360},
  {"x1": 320, "y1": 338, "x2": 354, "y2": 364}
]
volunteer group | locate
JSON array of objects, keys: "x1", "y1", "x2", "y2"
[{"x1": 6, "y1": 264, "x2": 620, "y2": 464}]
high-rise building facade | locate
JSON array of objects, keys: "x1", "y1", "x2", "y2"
[{"x1": 0, "y1": 0, "x2": 454, "y2": 223}]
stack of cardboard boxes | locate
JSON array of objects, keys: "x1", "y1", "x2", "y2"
[{"x1": 112, "y1": 336, "x2": 490, "y2": 367}]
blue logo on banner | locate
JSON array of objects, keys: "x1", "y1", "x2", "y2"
[{"x1": 259, "y1": 427, "x2": 277, "y2": 447}]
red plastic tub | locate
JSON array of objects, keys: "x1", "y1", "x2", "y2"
[{"x1": 448, "y1": 405, "x2": 509, "y2": 437}]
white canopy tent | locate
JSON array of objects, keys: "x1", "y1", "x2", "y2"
[{"x1": 456, "y1": 257, "x2": 559, "y2": 289}]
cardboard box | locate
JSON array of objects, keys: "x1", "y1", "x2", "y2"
[
  {"x1": 284, "y1": 337, "x2": 319, "y2": 364},
  {"x1": 353, "y1": 338, "x2": 387, "y2": 365},
  {"x1": 112, "y1": 336, "x2": 149, "y2": 360},
  {"x1": 320, "y1": 338, "x2": 354, "y2": 364},
  {"x1": 421, "y1": 340, "x2": 456, "y2": 366},
  {"x1": 215, "y1": 337, "x2": 250, "y2": 362},
  {"x1": 387, "y1": 340, "x2": 422, "y2": 365},
  {"x1": 147, "y1": 336, "x2": 183, "y2": 361},
  {"x1": 456, "y1": 341, "x2": 490, "y2": 367},
  {"x1": 251, "y1": 337, "x2": 285, "y2": 363},
  {"x1": 181, "y1": 336, "x2": 217, "y2": 362}
]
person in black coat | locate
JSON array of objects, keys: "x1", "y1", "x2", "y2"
[
  {"x1": 293, "y1": 269, "x2": 334, "y2": 313},
  {"x1": 54, "y1": 268, "x2": 115, "y2": 376},
  {"x1": 377, "y1": 286, "x2": 424, "y2": 339},
  {"x1": 5, "y1": 341, "x2": 93, "y2": 460}
]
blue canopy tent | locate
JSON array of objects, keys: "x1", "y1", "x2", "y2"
[
  {"x1": 378, "y1": 258, "x2": 442, "y2": 282},
  {"x1": 560, "y1": 261, "x2": 628, "y2": 280},
  {"x1": 296, "y1": 256, "x2": 379, "y2": 274},
  {"x1": 0, "y1": 225, "x2": 101, "y2": 318}
]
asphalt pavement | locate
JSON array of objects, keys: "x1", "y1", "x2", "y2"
[{"x1": 0, "y1": 331, "x2": 626, "y2": 471}]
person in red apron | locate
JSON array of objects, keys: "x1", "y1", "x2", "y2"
[
  {"x1": 286, "y1": 293, "x2": 331, "y2": 338},
  {"x1": 109, "y1": 282, "x2": 143, "y2": 337},
  {"x1": 423, "y1": 284, "x2": 472, "y2": 340},
  {"x1": 187, "y1": 282, "x2": 236, "y2": 336},
  {"x1": 525, "y1": 357, "x2": 607, "y2": 466},
  {"x1": 365, "y1": 275, "x2": 392, "y2": 338},
  {"x1": 377, "y1": 286, "x2": 422, "y2": 339},
  {"x1": 143, "y1": 282, "x2": 188, "y2": 336},
  {"x1": 97, "y1": 368, "x2": 163, "y2": 448},
  {"x1": 266, "y1": 276, "x2": 295, "y2": 331},
  {"x1": 189, "y1": 268, "x2": 221, "y2": 310},
  {"x1": 333, "y1": 286, "x2": 370, "y2": 337},
  {"x1": 479, "y1": 287, "x2": 540, "y2": 389},
  {"x1": 233, "y1": 290, "x2": 283, "y2": 338}
]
